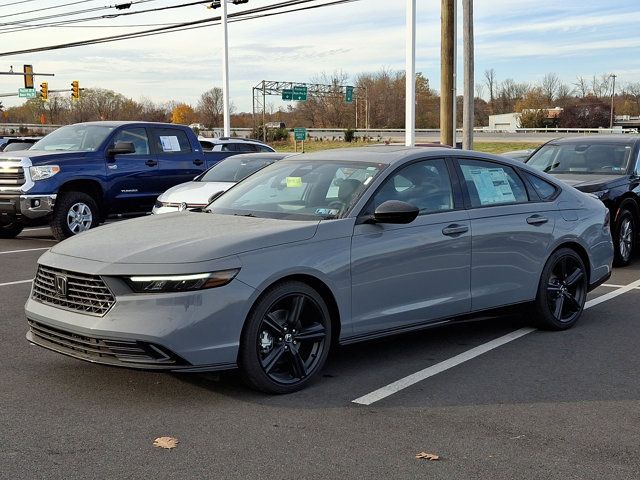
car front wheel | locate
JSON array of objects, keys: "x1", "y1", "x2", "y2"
[
  {"x1": 613, "y1": 208, "x2": 635, "y2": 267},
  {"x1": 0, "y1": 222, "x2": 23, "y2": 238},
  {"x1": 534, "y1": 248, "x2": 588, "y2": 330},
  {"x1": 239, "y1": 281, "x2": 332, "y2": 394}
]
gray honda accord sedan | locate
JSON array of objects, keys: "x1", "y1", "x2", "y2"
[{"x1": 25, "y1": 147, "x2": 613, "y2": 393}]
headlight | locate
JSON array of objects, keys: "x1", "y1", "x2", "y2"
[
  {"x1": 30, "y1": 165, "x2": 60, "y2": 181},
  {"x1": 126, "y1": 269, "x2": 240, "y2": 293},
  {"x1": 591, "y1": 189, "x2": 609, "y2": 199}
]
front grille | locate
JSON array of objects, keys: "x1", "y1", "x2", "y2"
[
  {"x1": 0, "y1": 164, "x2": 25, "y2": 186},
  {"x1": 28, "y1": 320, "x2": 179, "y2": 365},
  {"x1": 32, "y1": 265, "x2": 116, "y2": 316}
]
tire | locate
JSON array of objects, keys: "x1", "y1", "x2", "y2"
[
  {"x1": 0, "y1": 222, "x2": 23, "y2": 238},
  {"x1": 239, "y1": 281, "x2": 332, "y2": 394},
  {"x1": 533, "y1": 248, "x2": 588, "y2": 330},
  {"x1": 613, "y1": 208, "x2": 635, "y2": 267},
  {"x1": 50, "y1": 191, "x2": 100, "y2": 241}
]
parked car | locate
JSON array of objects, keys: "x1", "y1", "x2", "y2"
[
  {"x1": 0, "y1": 137, "x2": 42, "y2": 152},
  {"x1": 526, "y1": 135, "x2": 640, "y2": 266},
  {"x1": 25, "y1": 147, "x2": 613, "y2": 393},
  {"x1": 153, "y1": 152, "x2": 293, "y2": 214},
  {"x1": 502, "y1": 148, "x2": 534, "y2": 161},
  {"x1": 0, "y1": 122, "x2": 246, "y2": 240},
  {"x1": 198, "y1": 136, "x2": 275, "y2": 153}
]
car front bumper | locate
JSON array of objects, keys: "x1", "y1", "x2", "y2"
[{"x1": 25, "y1": 276, "x2": 255, "y2": 372}]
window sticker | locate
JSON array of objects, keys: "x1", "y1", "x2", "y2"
[
  {"x1": 315, "y1": 208, "x2": 339, "y2": 216},
  {"x1": 286, "y1": 177, "x2": 303, "y2": 187},
  {"x1": 159, "y1": 135, "x2": 181, "y2": 152},
  {"x1": 463, "y1": 166, "x2": 516, "y2": 205}
]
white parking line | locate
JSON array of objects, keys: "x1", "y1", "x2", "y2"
[
  {"x1": 22, "y1": 227, "x2": 51, "y2": 232},
  {"x1": 352, "y1": 278, "x2": 640, "y2": 406},
  {"x1": 0, "y1": 247, "x2": 50, "y2": 255},
  {"x1": 0, "y1": 279, "x2": 33, "y2": 287}
]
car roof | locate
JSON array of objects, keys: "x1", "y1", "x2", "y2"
[
  {"x1": 70, "y1": 121, "x2": 190, "y2": 128},
  {"x1": 198, "y1": 136, "x2": 270, "y2": 146},
  {"x1": 547, "y1": 135, "x2": 640, "y2": 146},
  {"x1": 219, "y1": 152, "x2": 292, "y2": 160}
]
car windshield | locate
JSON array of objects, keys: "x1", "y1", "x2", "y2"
[
  {"x1": 3, "y1": 142, "x2": 34, "y2": 152},
  {"x1": 207, "y1": 159, "x2": 386, "y2": 220},
  {"x1": 527, "y1": 142, "x2": 633, "y2": 174},
  {"x1": 30, "y1": 125, "x2": 115, "y2": 152},
  {"x1": 200, "y1": 155, "x2": 277, "y2": 183}
]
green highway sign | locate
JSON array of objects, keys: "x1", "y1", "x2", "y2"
[
  {"x1": 294, "y1": 127, "x2": 307, "y2": 141},
  {"x1": 292, "y1": 85, "x2": 307, "y2": 101},
  {"x1": 282, "y1": 89, "x2": 293, "y2": 100},
  {"x1": 18, "y1": 88, "x2": 37, "y2": 98},
  {"x1": 345, "y1": 85, "x2": 354, "y2": 103}
]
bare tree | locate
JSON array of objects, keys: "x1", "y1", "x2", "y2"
[
  {"x1": 542, "y1": 73, "x2": 560, "y2": 102},
  {"x1": 484, "y1": 68, "x2": 496, "y2": 111},
  {"x1": 574, "y1": 76, "x2": 589, "y2": 97},
  {"x1": 197, "y1": 87, "x2": 226, "y2": 128},
  {"x1": 475, "y1": 83, "x2": 485, "y2": 100}
]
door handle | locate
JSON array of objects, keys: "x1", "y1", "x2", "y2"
[
  {"x1": 145, "y1": 159, "x2": 157, "y2": 167},
  {"x1": 442, "y1": 224, "x2": 469, "y2": 236},
  {"x1": 193, "y1": 159, "x2": 204, "y2": 166},
  {"x1": 526, "y1": 215, "x2": 548, "y2": 225}
]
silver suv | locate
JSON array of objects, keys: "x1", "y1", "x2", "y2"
[{"x1": 198, "y1": 136, "x2": 275, "y2": 153}]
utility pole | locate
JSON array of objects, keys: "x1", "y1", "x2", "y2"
[
  {"x1": 221, "y1": 0, "x2": 231, "y2": 137},
  {"x1": 609, "y1": 73, "x2": 617, "y2": 129},
  {"x1": 440, "y1": 0, "x2": 454, "y2": 147},
  {"x1": 452, "y1": 0, "x2": 457, "y2": 148},
  {"x1": 462, "y1": 0, "x2": 474, "y2": 150},
  {"x1": 405, "y1": 0, "x2": 416, "y2": 147}
]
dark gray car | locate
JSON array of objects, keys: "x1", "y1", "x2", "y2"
[{"x1": 25, "y1": 147, "x2": 613, "y2": 393}]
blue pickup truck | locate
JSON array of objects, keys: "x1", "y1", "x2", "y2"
[{"x1": 0, "y1": 121, "x2": 267, "y2": 240}]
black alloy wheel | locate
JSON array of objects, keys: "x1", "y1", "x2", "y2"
[
  {"x1": 613, "y1": 208, "x2": 635, "y2": 267},
  {"x1": 534, "y1": 248, "x2": 587, "y2": 330},
  {"x1": 240, "y1": 281, "x2": 332, "y2": 393}
]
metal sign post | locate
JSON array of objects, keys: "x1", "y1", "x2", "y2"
[{"x1": 405, "y1": 0, "x2": 416, "y2": 147}]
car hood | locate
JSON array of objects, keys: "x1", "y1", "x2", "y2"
[
  {"x1": 0, "y1": 149, "x2": 87, "y2": 164},
  {"x1": 549, "y1": 173, "x2": 628, "y2": 192},
  {"x1": 50, "y1": 213, "x2": 320, "y2": 264},
  {"x1": 159, "y1": 181, "x2": 235, "y2": 205}
]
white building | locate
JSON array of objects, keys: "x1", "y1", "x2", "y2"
[{"x1": 488, "y1": 113, "x2": 520, "y2": 132}]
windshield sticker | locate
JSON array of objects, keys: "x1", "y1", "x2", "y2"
[
  {"x1": 159, "y1": 135, "x2": 181, "y2": 152},
  {"x1": 315, "y1": 208, "x2": 339, "y2": 216},
  {"x1": 286, "y1": 177, "x2": 303, "y2": 187},
  {"x1": 464, "y1": 167, "x2": 516, "y2": 205}
]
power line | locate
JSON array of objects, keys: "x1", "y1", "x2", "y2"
[
  {"x1": 0, "y1": 0, "x2": 37, "y2": 8},
  {"x1": 0, "y1": 0, "x2": 361, "y2": 56},
  {"x1": 0, "y1": 0, "x2": 158, "y2": 27},
  {"x1": 0, "y1": 0, "x2": 208, "y2": 33},
  {"x1": 2, "y1": 0, "x2": 100, "y2": 19}
]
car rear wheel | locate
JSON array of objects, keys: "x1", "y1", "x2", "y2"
[
  {"x1": 0, "y1": 222, "x2": 23, "y2": 238},
  {"x1": 50, "y1": 192, "x2": 100, "y2": 241},
  {"x1": 613, "y1": 208, "x2": 635, "y2": 267},
  {"x1": 534, "y1": 248, "x2": 587, "y2": 330},
  {"x1": 239, "y1": 281, "x2": 332, "y2": 394}
]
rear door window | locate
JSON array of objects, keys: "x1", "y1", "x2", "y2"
[
  {"x1": 459, "y1": 159, "x2": 528, "y2": 207},
  {"x1": 151, "y1": 128, "x2": 192, "y2": 154}
]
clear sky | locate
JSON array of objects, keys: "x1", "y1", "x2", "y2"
[{"x1": 0, "y1": 0, "x2": 638, "y2": 112}]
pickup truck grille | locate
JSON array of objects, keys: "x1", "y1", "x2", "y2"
[
  {"x1": 0, "y1": 165, "x2": 25, "y2": 186},
  {"x1": 32, "y1": 265, "x2": 116, "y2": 317}
]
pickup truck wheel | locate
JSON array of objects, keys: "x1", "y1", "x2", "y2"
[
  {"x1": 50, "y1": 192, "x2": 100, "y2": 241},
  {"x1": 0, "y1": 222, "x2": 23, "y2": 238}
]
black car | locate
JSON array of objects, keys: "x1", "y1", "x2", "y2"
[
  {"x1": 0, "y1": 137, "x2": 41, "y2": 152},
  {"x1": 526, "y1": 135, "x2": 640, "y2": 266}
]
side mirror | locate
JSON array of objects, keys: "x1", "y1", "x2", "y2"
[
  {"x1": 372, "y1": 200, "x2": 419, "y2": 224},
  {"x1": 107, "y1": 141, "x2": 136, "y2": 158}
]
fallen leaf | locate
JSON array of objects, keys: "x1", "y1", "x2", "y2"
[
  {"x1": 153, "y1": 436, "x2": 179, "y2": 449},
  {"x1": 415, "y1": 452, "x2": 440, "y2": 461}
]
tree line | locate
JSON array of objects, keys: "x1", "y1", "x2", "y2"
[{"x1": 2, "y1": 68, "x2": 640, "y2": 130}]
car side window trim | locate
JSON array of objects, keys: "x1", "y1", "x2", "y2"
[{"x1": 519, "y1": 170, "x2": 561, "y2": 202}]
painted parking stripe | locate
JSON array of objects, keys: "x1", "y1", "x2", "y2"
[
  {"x1": 22, "y1": 227, "x2": 51, "y2": 232},
  {"x1": 352, "y1": 278, "x2": 640, "y2": 406},
  {"x1": 0, "y1": 279, "x2": 33, "y2": 287},
  {"x1": 0, "y1": 247, "x2": 49, "y2": 255}
]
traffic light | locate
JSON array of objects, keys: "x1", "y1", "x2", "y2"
[
  {"x1": 71, "y1": 80, "x2": 80, "y2": 100},
  {"x1": 23, "y1": 64, "x2": 34, "y2": 89},
  {"x1": 40, "y1": 82, "x2": 48, "y2": 101}
]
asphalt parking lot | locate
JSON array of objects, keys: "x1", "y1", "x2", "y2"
[{"x1": 2, "y1": 226, "x2": 640, "y2": 480}]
